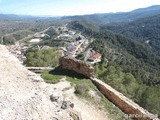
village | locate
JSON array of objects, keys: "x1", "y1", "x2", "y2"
[{"x1": 6, "y1": 25, "x2": 102, "y2": 65}]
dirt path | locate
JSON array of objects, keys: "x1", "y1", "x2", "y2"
[{"x1": 53, "y1": 79, "x2": 111, "y2": 120}]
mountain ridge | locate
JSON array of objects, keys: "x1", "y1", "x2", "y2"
[
  {"x1": 1, "y1": 5, "x2": 160, "y2": 22},
  {"x1": 62, "y1": 5, "x2": 160, "y2": 23},
  {"x1": 100, "y1": 14, "x2": 160, "y2": 53}
]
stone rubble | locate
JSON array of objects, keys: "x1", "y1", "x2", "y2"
[
  {"x1": 0, "y1": 45, "x2": 82, "y2": 120},
  {"x1": 28, "y1": 71, "x2": 44, "y2": 82}
]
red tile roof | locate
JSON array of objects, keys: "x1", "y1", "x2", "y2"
[{"x1": 91, "y1": 53, "x2": 101, "y2": 59}]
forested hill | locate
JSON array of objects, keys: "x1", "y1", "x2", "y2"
[
  {"x1": 68, "y1": 21, "x2": 160, "y2": 116},
  {"x1": 0, "y1": 15, "x2": 64, "y2": 45},
  {"x1": 100, "y1": 14, "x2": 160, "y2": 53},
  {"x1": 69, "y1": 21, "x2": 160, "y2": 70},
  {"x1": 63, "y1": 5, "x2": 160, "y2": 23}
]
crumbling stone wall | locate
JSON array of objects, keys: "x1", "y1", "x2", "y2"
[
  {"x1": 59, "y1": 57, "x2": 94, "y2": 78},
  {"x1": 59, "y1": 57, "x2": 159, "y2": 120},
  {"x1": 91, "y1": 78, "x2": 159, "y2": 120}
]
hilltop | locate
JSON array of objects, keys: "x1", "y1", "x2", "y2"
[
  {"x1": 0, "y1": 4, "x2": 160, "y2": 119},
  {"x1": 0, "y1": 45, "x2": 110, "y2": 120}
]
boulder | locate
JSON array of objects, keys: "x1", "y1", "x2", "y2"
[
  {"x1": 61, "y1": 101, "x2": 74, "y2": 109},
  {"x1": 50, "y1": 94, "x2": 59, "y2": 102},
  {"x1": 69, "y1": 109, "x2": 82, "y2": 120}
]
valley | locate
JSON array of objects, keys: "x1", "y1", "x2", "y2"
[{"x1": 0, "y1": 4, "x2": 160, "y2": 120}]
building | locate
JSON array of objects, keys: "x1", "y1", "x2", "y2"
[
  {"x1": 68, "y1": 31, "x2": 76, "y2": 35},
  {"x1": 58, "y1": 33, "x2": 72, "y2": 39},
  {"x1": 87, "y1": 53, "x2": 102, "y2": 64},
  {"x1": 92, "y1": 53, "x2": 101, "y2": 60},
  {"x1": 29, "y1": 38, "x2": 41, "y2": 43}
]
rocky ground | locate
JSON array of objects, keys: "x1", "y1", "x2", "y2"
[{"x1": 0, "y1": 45, "x2": 110, "y2": 120}]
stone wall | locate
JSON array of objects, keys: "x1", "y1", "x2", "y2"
[
  {"x1": 91, "y1": 78, "x2": 159, "y2": 120},
  {"x1": 59, "y1": 57, "x2": 159, "y2": 120},
  {"x1": 59, "y1": 57, "x2": 94, "y2": 78}
]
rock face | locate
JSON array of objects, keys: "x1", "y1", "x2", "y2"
[
  {"x1": 50, "y1": 94, "x2": 74, "y2": 109},
  {"x1": 59, "y1": 57, "x2": 94, "y2": 78},
  {"x1": 0, "y1": 45, "x2": 81, "y2": 120}
]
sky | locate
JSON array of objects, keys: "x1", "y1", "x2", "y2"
[{"x1": 0, "y1": 0, "x2": 160, "y2": 16}]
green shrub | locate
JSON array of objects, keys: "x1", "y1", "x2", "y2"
[
  {"x1": 26, "y1": 48, "x2": 61, "y2": 67},
  {"x1": 74, "y1": 82, "x2": 89, "y2": 95}
]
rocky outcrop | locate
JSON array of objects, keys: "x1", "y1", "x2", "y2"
[
  {"x1": 69, "y1": 109, "x2": 82, "y2": 120},
  {"x1": 59, "y1": 57, "x2": 94, "y2": 78},
  {"x1": 0, "y1": 45, "x2": 110, "y2": 120},
  {"x1": 50, "y1": 93, "x2": 74, "y2": 109},
  {"x1": 0, "y1": 45, "x2": 82, "y2": 120}
]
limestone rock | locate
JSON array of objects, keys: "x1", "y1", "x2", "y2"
[
  {"x1": 0, "y1": 45, "x2": 111, "y2": 120},
  {"x1": 28, "y1": 71, "x2": 43, "y2": 82},
  {"x1": 69, "y1": 109, "x2": 82, "y2": 120},
  {"x1": 61, "y1": 101, "x2": 74, "y2": 109},
  {"x1": 50, "y1": 94, "x2": 60, "y2": 102}
]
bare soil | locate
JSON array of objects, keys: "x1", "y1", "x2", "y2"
[{"x1": 0, "y1": 45, "x2": 110, "y2": 120}]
